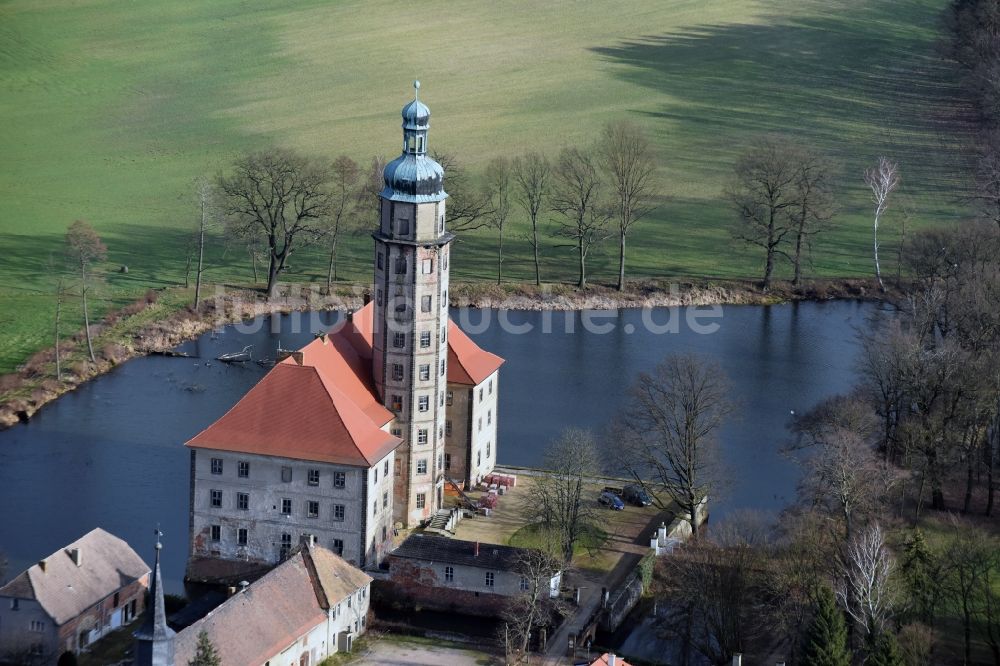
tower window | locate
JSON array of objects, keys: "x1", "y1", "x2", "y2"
[
  {"x1": 420, "y1": 331, "x2": 431, "y2": 348},
  {"x1": 440, "y1": 360, "x2": 446, "y2": 376},
  {"x1": 419, "y1": 364, "x2": 430, "y2": 381},
  {"x1": 395, "y1": 256, "x2": 407, "y2": 274},
  {"x1": 383, "y1": 491, "x2": 389, "y2": 508},
  {"x1": 446, "y1": 391, "x2": 453, "y2": 406},
  {"x1": 397, "y1": 220, "x2": 410, "y2": 236},
  {"x1": 392, "y1": 364, "x2": 404, "y2": 381},
  {"x1": 391, "y1": 394, "x2": 403, "y2": 412},
  {"x1": 416, "y1": 493, "x2": 426, "y2": 509},
  {"x1": 417, "y1": 429, "x2": 428, "y2": 445},
  {"x1": 421, "y1": 295, "x2": 432, "y2": 312},
  {"x1": 377, "y1": 289, "x2": 383, "y2": 306},
  {"x1": 417, "y1": 135, "x2": 425, "y2": 152},
  {"x1": 377, "y1": 252, "x2": 383, "y2": 269},
  {"x1": 446, "y1": 420, "x2": 452, "y2": 436},
  {"x1": 393, "y1": 332, "x2": 406, "y2": 348},
  {"x1": 441, "y1": 326, "x2": 446, "y2": 343},
  {"x1": 439, "y1": 215, "x2": 445, "y2": 234},
  {"x1": 417, "y1": 459, "x2": 427, "y2": 474},
  {"x1": 418, "y1": 395, "x2": 429, "y2": 412},
  {"x1": 445, "y1": 453, "x2": 451, "y2": 470},
  {"x1": 422, "y1": 259, "x2": 433, "y2": 274}
]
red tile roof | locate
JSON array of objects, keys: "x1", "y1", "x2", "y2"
[
  {"x1": 186, "y1": 300, "x2": 502, "y2": 464},
  {"x1": 447, "y1": 321, "x2": 504, "y2": 385},
  {"x1": 186, "y1": 363, "x2": 399, "y2": 467}
]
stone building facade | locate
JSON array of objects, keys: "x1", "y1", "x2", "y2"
[
  {"x1": 0, "y1": 528, "x2": 149, "y2": 662},
  {"x1": 184, "y1": 86, "x2": 504, "y2": 579}
]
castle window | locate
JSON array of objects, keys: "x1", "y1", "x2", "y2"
[
  {"x1": 392, "y1": 364, "x2": 404, "y2": 381},
  {"x1": 479, "y1": 388, "x2": 484, "y2": 402},
  {"x1": 373, "y1": 500, "x2": 378, "y2": 516},
  {"x1": 439, "y1": 215, "x2": 445, "y2": 234},
  {"x1": 443, "y1": 251, "x2": 448, "y2": 269},
  {"x1": 520, "y1": 577, "x2": 530, "y2": 591},
  {"x1": 333, "y1": 539, "x2": 344, "y2": 556},
  {"x1": 397, "y1": 219, "x2": 410, "y2": 236},
  {"x1": 308, "y1": 501, "x2": 319, "y2": 518},
  {"x1": 373, "y1": 467, "x2": 378, "y2": 483},
  {"x1": 383, "y1": 491, "x2": 389, "y2": 508},
  {"x1": 422, "y1": 259, "x2": 433, "y2": 274},
  {"x1": 395, "y1": 256, "x2": 407, "y2": 274},
  {"x1": 477, "y1": 451, "x2": 482, "y2": 466},
  {"x1": 416, "y1": 493, "x2": 426, "y2": 509},
  {"x1": 417, "y1": 429, "x2": 428, "y2": 445},
  {"x1": 420, "y1": 331, "x2": 431, "y2": 348},
  {"x1": 446, "y1": 421, "x2": 452, "y2": 436},
  {"x1": 489, "y1": 380, "x2": 494, "y2": 394},
  {"x1": 440, "y1": 359, "x2": 446, "y2": 376},
  {"x1": 439, "y1": 426, "x2": 444, "y2": 441},
  {"x1": 281, "y1": 498, "x2": 292, "y2": 515},
  {"x1": 486, "y1": 572, "x2": 495, "y2": 588},
  {"x1": 384, "y1": 459, "x2": 390, "y2": 476},
  {"x1": 419, "y1": 364, "x2": 430, "y2": 381},
  {"x1": 281, "y1": 466, "x2": 292, "y2": 483},
  {"x1": 417, "y1": 459, "x2": 427, "y2": 474},
  {"x1": 237, "y1": 492, "x2": 249, "y2": 510},
  {"x1": 445, "y1": 453, "x2": 451, "y2": 470},
  {"x1": 446, "y1": 391, "x2": 453, "y2": 406},
  {"x1": 280, "y1": 533, "x2": 292, "y2": 560},
  {"x1": 334, "y1": 504, "x2": 345, "y2": 521},
  {"x1": 377, "y1": 289, "x2": 383, "y2": 306},
  {"x1": 29, "y1": 620, "x2": 45, "y2": 633},
  {"x1": 308, "y1": 469, "x2": 320, "y2": 486},
  {"x1": 418, "y1": 395, "x2": 429, "y2": 412},
  {"x1": 334, "y1": 471, "x2": 347, "y2": 488},
  {"x1": 487, "y1": 442, "x2": 491, "y2": 457},
  {"x1": 421, "y1": 295, "x2": 432, "y2": 312},
  {"x1": 416, "y1": 135, "x2": 425, "y2": 152},
  {"x1": 377, "y1": 252, "x2": 383, "y2": 269},
  {"x1": 210, "y1": 458, "x2": 223, "y2": 475},
  {"x1": 210, "y1": 490, "x2": 222, "y2": 508},
  {"x1": 441, "y1": 326, "x2": 446, "y2": 343},
  {"x1": 478, "y1": 417, "x2": 483, "y2": 432},
  {"x1": 238, "y1": 461, "x2": 249, "y2": 478},
  {"x1": 488, "y1": 410, "x2": 492, "y2": 425},
  {"x1": 237, "y1": 528, "x2": 248, "y2": 546},
  {"x1": 445, "y1": 566, "x2": 454, "y2": 582},
  {"x1": 442, "y1": 288, "x2": 447, "y2": 305},
  {"x1": 210, "y1": 525, "x2": 220, "y2": 542},
  {"x1": 391, "y1": 395, "x2": 403, "y2": 412},
  {"x1": 393, "y1": 332, "x2": 406, "y2": 348}
]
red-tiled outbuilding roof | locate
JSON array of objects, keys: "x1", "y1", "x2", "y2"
[{"x1": 447, "y1": 321, "x2": 504, "y2": 385}]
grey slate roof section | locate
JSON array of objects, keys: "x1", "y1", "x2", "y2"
[
  {"x1": 0, "y1": 527, "x2": 150, "y2": 625},
  {"x1": 390, "y1": 534, "x2": 526, "y2": 571},
  {"x1": 381, "y1": 154, "x2": 447, "y2": 202}
]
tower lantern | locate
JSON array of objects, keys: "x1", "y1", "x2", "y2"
[{"x1": 372, "y1": 82, "x2": 453, "y2": 526}]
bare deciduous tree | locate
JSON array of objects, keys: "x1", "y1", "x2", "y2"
[
  {"x1": 612, "y1": 353, "x2": 731, "y2": 537},
  {"x1": 837, "y1": 522, "x2": 896, "y2": 637},
  {"x1": 789, "y1": 149, "x2": 835, "y2": 286},
  {"x1": 863, "y1": 157, "x2": 900, "y2": 292},
  {"x1": 728, "y1": 136, "x2": 803, "y2": 291},
  {"x1": 432, "y1": 151, "x2": 492, "y2": 231},
  {"x1": 551, "y1": 148, "x2": 611, "y2": 288},
  {"x1": 218, "y1": 148, "x2": 333, "y2": 299},
  {"x1": 192, "y1": 178, "x2": 219, "y2": 308},
  {"x1": 599, "y1": 120, "x2": 657, "y2": 291},
  {"x1": 486, "y1": 156, "x2": 512, "y2": 284},
  {"x1": 500, "y1": 538, "x2": 566, "y2": 662},
  {"x1": 513, "y1": 152, "x2": 550, "y2": 286},
  {"x1": 525, "y1": 428, "x2": 602, "y2": 563},
  {"x1": 65, "y1": 220, "x2": 107, "y2": 364},
  {"x1": 326, "y1": 155, "x2": 361, "y2": 288}
]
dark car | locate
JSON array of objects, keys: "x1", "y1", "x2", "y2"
[
  {"x1": 599, "y1": 490, "x2": 625, "y2": 510},
  {"x1": 623, "y1": 484, "x2": 652, "y2": 506}
]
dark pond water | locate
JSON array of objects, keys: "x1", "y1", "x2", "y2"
[{"x1": 0, "y1": 301, "x2": 879, "y2": 593}]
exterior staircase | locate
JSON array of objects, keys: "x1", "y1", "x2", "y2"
[{"x1": 425, "y1": 508, "x2": 463, "y2": 536}]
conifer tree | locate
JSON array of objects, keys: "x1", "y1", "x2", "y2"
[
  {"x1": 866, "y1": 630, "x2": 904, "y2": 666},
  {"x1": 801, "y1": 586, "x2": 851, "y2": 666},
  {"x1": 189, "y1": 630, "x2": 221, "y2": 666}
]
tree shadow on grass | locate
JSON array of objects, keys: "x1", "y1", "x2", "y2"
[{"x1": 590, "y1": 2, "x2": 975, "y2": 202}]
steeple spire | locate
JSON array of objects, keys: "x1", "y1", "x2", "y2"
[{"x1": 133, "y1": 528, "x2": 176, "y2": 666}]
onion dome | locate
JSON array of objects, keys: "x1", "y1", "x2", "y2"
[{"x1": 381, "y1": 81, "x2": 447, "y2": 203}]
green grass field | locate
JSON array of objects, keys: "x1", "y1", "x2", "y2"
[{"x1": 0, "y1": 0, "x2": 972, "y2": 373}]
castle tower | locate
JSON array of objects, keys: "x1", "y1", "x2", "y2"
[{"x1": 372, "y1": 81, "x2": 452, "y2": 527}]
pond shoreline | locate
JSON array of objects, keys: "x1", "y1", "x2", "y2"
[{"x1": 0, "y1": 277, "x2": 896, "y2": 429}]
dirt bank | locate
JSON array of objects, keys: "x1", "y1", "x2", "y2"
[{"x1": 0, "y1": 277, "x2": 898, "y2": 430}]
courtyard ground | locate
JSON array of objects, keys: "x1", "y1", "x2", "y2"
[{"x1": 348, "y1": 634, "x2": 499, "y2": 666}]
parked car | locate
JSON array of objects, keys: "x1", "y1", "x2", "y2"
[
  {"x1": 599, "y1": 490, "x2": 625, "y2": 510},
  {"x1": 623, "y1": 484, "x2": 652, "y2": 507}
]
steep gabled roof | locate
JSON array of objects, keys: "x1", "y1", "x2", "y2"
[
  {"x1": 447, "y1": 321, "x2": 504, "y2": 386},
  {"x1": 172, "y1": 551, "x2": 326, "y2": 666},
  {"x1": 0, "y1": 528, "x2": 149, "y2": 625},
  {"x1": 308, "y1": 544, "x2": 374, "y2": 606},
  {"x1": 185, "y1": 363, "x2": 400, "y2": 467}
]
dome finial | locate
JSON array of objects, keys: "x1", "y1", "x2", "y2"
[{"x1": 413, "y1": 79, "x2": 420, "y2": 101}]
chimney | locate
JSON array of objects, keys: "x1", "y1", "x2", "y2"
[
  {"x1": 733, "y1": 654, "x2": 742, "y2": 666},
  {"x1": 474, "y1": 541, "x2": 480, "y2": 557},
  {"x1": 69, "y1": 548, "x2": 82, "y2": 567},
  {"x1": 227, "y1": 585, "x2": 237, "y2": 597},
  {"x1": 658, "y1": 521, "x2": 668, "y2": 542},
  {"x1": 38, "y1": 559, "x2": 47, "y2": 573},
  {"x1": 608, "y1": 655, "x2": 616, "y2": 666}
]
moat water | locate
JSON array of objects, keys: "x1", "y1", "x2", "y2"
[{"x1": 0, "y1": 301, "x2": 882, "y2": 593}]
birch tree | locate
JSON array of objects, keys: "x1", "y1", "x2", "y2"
[
  {"x1": 513, "y1": 152, "x2": 550, "y2": 286},
  {"x1": 599, "y1": 120, "x2": 657, "y2": 291},
  {"x1": 192, "y1": 178, "x2": 218, "y2": 308},
  {"x1": 837, "y1": 523, "x2": 896, "y2": 637},
  {"x1": 863, "y1": 157, "x2": 900, "y2": 292},
  {"x1": 65, "y1": 220, "x2": 107, "y2": 364},
  {"x1": 612, "y1": 353, "x2": 731, "y2": 537}
]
